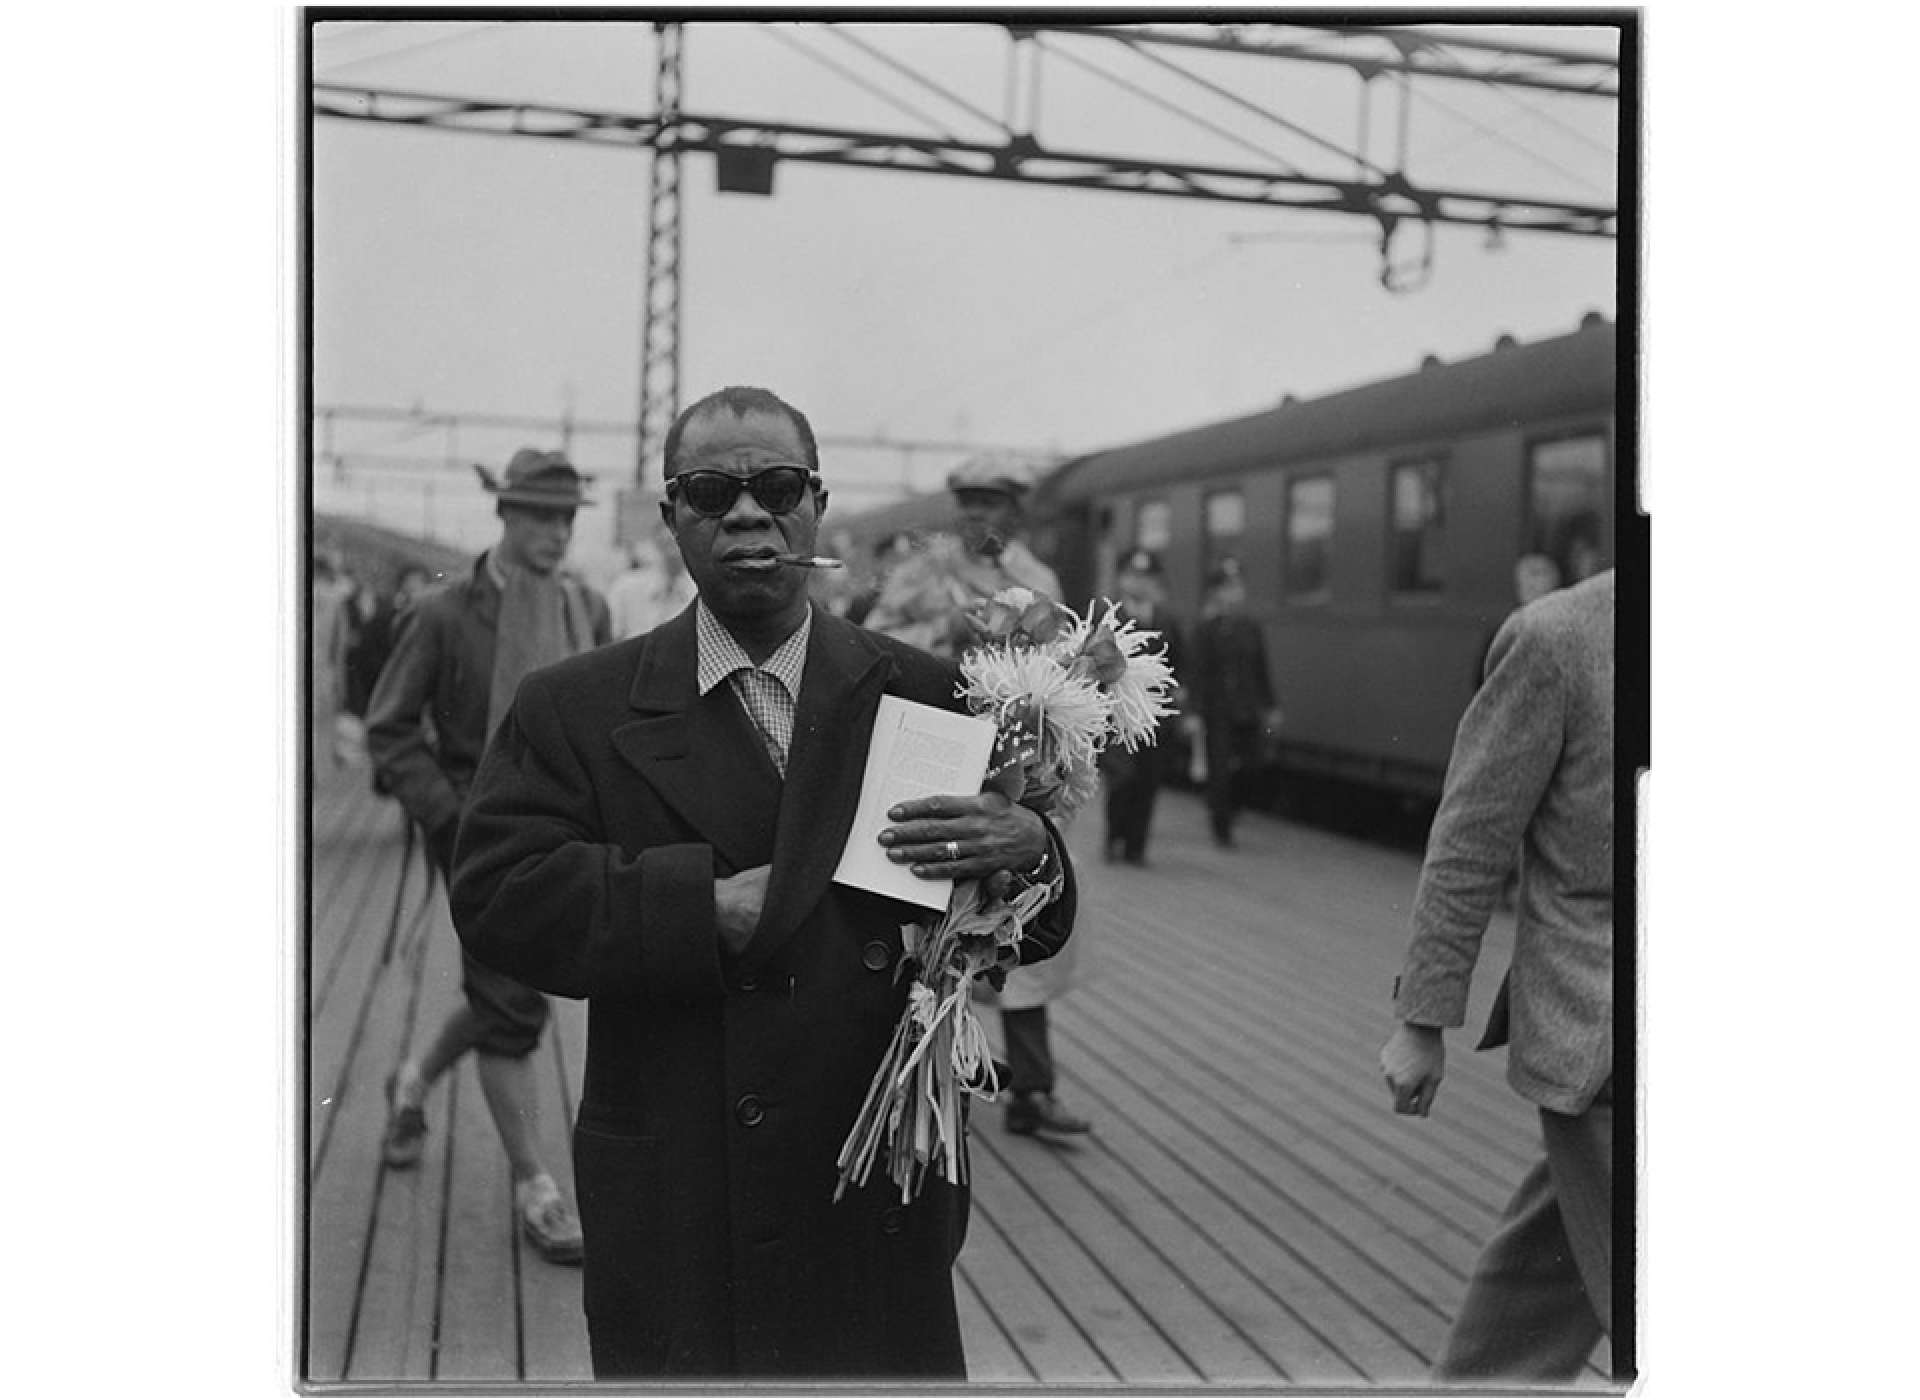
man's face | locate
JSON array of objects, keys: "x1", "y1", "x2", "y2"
[
  {"x1": 954, "y1": 488, "x2": 1020, "y2": 557},
  {"x1": 659, "y1": 406, "x2": 825, "y2": 626},
  {"x1": 497, "y1": 504, "x2": 576, "y2": 576}
]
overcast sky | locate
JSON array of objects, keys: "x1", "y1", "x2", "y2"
[{"x1": 311, "y1": 17, "x2": 1620, "y2": 564}]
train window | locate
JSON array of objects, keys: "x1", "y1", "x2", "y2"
[
  {"x1": 1135, "y1": 499, "x2": 1172, "y2": 552},
  {"x1": 1201, "y1": 488, "x2": 1245, "y2": 576},
  {"x1": 1528, "y1": 435, "x2": 1609, "y2": 585},
  {"x1": 1284, "y1": 476, "x2": 1334, "y2": 600},
  {"x1": 1390, "y1": 459, "x2": 1447, "y2": 594}
]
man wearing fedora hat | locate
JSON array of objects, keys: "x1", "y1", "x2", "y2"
[
  {"x1": 365, "y1": 446, "x2": 611, "y2": 1265},
  {"x1": 864, "y1": 455, "x2": 1093, "y2": 1142}
]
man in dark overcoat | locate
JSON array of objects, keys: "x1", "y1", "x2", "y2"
[
  {"x1": 449, "y1": 386, "x2": 1077, "y2": 1380},
  {"x1": 1187, "y1": 557, "x2": 1280, "y2": 847}
]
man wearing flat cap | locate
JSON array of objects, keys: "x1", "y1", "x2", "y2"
[
  {"x1": 863, "y1": 453, "x2": 1093, "y2": 1141},
  {"x1": 365, "y1": 447, "x2": 611, "y2": 1264}
]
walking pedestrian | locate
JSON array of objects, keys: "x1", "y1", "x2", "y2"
[
  {"x1": 1379, "y1": 569, "x2": 1616, "y2": 1381},
  {"x1": 1187, "y1": 558, "x2": 1280, "y2": 848},
  {"x1": 365, "y1": 447, "x2": 611, "y2": 1265}
]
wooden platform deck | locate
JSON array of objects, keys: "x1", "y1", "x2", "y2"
[{"x1": 303, "y1": 757, "x2": 1610, "y2": 1388}]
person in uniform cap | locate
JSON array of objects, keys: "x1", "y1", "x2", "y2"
[
  {"x1": 863, "y1": 452, "x2": 1093, "y2": 1140},
  {"x1": 446, "y1": 387, "x2": 1077, "y2": 1379},
  {"x1": 1100, "y1": 548, "x2": 1185, "y2": 866},
  {"x1": 1187, "y1": 557, "x2": 1281, "y2": 848},
  {"x1": 366, "y1": 446, "x2": 611, "y2": 1264}
]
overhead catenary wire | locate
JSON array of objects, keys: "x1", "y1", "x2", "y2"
[
  {"x1": 1036, "y1": 35, "x2": 1305, "y2": 178},
  {"x1": 1408, "y1": 75, "x2": 1613, "y2": 199},
  {"x1": 1120, "y1": 38, "x2": 1388, "y2": 180},
  {"x1": 311, "y1": 20, "x2": 508, "y2": 79},
  {"x1": 758, "y1": 25, "x2": 960, "y2": 141},
  {"x1": 818, "y1": 23, "x2": 1011, "y2": 137}
]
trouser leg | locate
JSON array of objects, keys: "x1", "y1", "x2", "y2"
[
  {"x1": 1203, "y1": 722, "x2": 1235, "y2": 839},
  {"x1": 1543, "y1": 1098, "x2": 1614, "y2": 1337},
  {"x1": 1434, "y1": 1110, "x2": 1608, "y2": 1382},
  {"x1": 1002, "y1": 1005, "x2": 1054, "y2": 1095}
]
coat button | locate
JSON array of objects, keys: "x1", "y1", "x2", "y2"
[
  {"x1": 862, "y1": 940, "x2": 892, "y2": 972},
  {"x1": 735, "y1": 1094, "x2": 764, "y2": 1127},
  {"x1": 880, "y1": 1207, "x2": 905, "y2": 1235},
  {"x1": 739, "y1": 976, "x2": 758, "y2": 993}
]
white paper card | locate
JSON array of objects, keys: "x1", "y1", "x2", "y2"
[{"x1": 832, "y1": 695, "x2": 999, "y2": 911}]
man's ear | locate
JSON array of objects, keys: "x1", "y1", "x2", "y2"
[
  {"x1": 658, "y1": 499, "x2": 676, "y2": 531},
  {"x1": 814, "y1": 488, "x2": 830, "y2": 520}
]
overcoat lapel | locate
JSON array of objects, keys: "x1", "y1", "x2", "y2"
[
  {"x1": 740, "y1": 612, "x2": 893, "y2": 976},
  {"x1": 609, "y1": 609, "x2": 781, "y2": 873}
]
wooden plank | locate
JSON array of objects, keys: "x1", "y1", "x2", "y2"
[
  {"x1": 954, "y1": 1205, "x2": 1114, "y2": 1382},
  {"x1": 518, "y1": 1013, "x2": 592, "y2": 1381},
  {"x1": 967, "y1": 1139, "x2": 1201, "y2": 1383},
  {"x1": 1093, "y1": 940, "x2": 1531, "y2": 1216},
  {"x1": 972, "y1": 1123, "x2": 1284, "y2": 1384},
  {"x1": 983, "y1": 1112, "x2": 1358, "y2": 1384},
  {"x1": 1070, "y1": 980, "x2": 1511, "y2": 1250},
  {"x1": 954, "y1": 1259, "x2": 1032, "y2": 1382},
  {"x1": 304, "y1": 909, "x2": 416, "y2": 1378},
  {"x1": 308, "y1": 827, "x2": 411, "y2": 1171},
  {"x1": 343, "y1": 908, "x2": 460, "y2": 1381},
  {"x1": 1041, "y1": 1026, "x2": 1437, "y2": 1379},
  {"x1": 432, "y1": 1053, "x2": 521, "y2": 1381}
]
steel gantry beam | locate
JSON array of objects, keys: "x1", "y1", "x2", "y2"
[
  {"x1": 313, "y1": 84, "x2": 1616, "y2": 239},
  {"x1": 1028, "y1": 22, "x2": 1619, "y2": 99}
]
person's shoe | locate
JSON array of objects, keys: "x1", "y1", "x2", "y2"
[
  {"x1": 381, "y1": 1072, "x2": 428, "y2": 1170},
  {"x1": 1005, "y1": 1092, "x2": 1091, "y2": 1138},
  {"x1": 516, "y1": 1175, "x2": 585, "y2": 1266}
]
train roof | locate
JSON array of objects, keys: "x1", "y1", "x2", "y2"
[{"x1": 1047, "y1": 316, "x2": 1618, "y2": 504}]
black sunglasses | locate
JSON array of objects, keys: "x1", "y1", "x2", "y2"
[{"x1": 666, "y1": 464, "x2": 823, "y2": 518}]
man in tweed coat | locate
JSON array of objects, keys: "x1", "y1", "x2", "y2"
[{"x1": 1379, "y1": 568, "x2": 1616, "y2": 1380}]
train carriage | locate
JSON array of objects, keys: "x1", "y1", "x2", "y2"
[
  {"x1": 1042, "y1": 313, "x2": 1618, "y2": 801},
  {"x1": 837, "y1": 313, "x2": 1618, "y2": 806}
]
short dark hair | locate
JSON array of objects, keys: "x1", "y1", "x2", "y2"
[{"x1": 661, "y1": 386, "x2": 819, "y2": 478}]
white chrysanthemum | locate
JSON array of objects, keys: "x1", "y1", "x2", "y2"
[
  {"x1": 1061, "y1": 600, "x2": 1180, "y2": 751},
  {"x1": 960, "y1": 642, "x2": 1110, "y2": 782},
  {"x1": 989, "y1": 585, "x2": 1037, "y2": 612}
]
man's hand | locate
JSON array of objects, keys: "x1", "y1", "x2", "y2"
[
  {"x1": 879, "y1": 791, "x2": 1048, "y2": 883},
  {"x1": 714, "y1": 865, "x2": 772, "y2": 955},
  {"x1": 1380, "y1": 1022, "x2": 1446, "y2": 1117}
]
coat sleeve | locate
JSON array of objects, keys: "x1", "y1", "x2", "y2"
[
  {"x1": 1393, "y1": 611, "x2": 1567, "y2": 1028},
  {"x1": 364, "y1": 604, "x2": 464, "y2": 841},
  {"x1": 1012, "y1": 813, "x2": 1078, "y2": 967},
  {"x1": 448, "y1": 669, "x2": 725, "y2": 1004}
]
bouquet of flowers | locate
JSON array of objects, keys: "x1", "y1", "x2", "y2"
[{"x1": 834, "y1": 587, "x2": 1177, "y2": 1204}]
